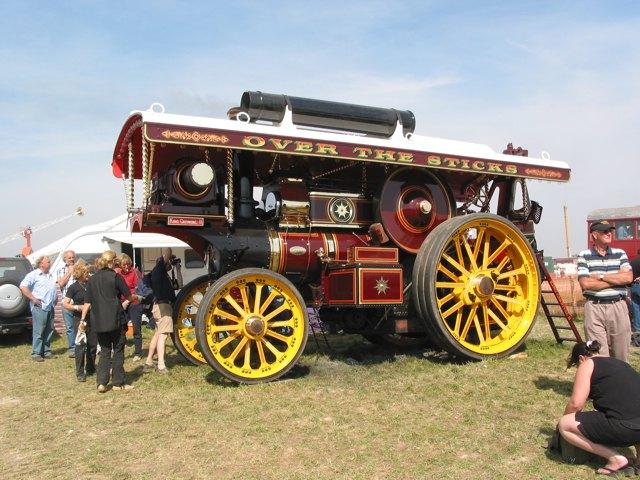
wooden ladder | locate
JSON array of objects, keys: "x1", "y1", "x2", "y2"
[{"x1": 536, "y1": 251, "x2": 583, "y2": 344}]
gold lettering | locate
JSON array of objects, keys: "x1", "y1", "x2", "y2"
[
  {"x1": 472, "y1": 161, "x2": 485, "y2": 170},
  {"x1": 506, "y1": 164, "x2": 518, "y2": 174},
  {"x1": 373, "y1": 150, "x2": 396, "y2": 161},
  {"x1": 269, "y1": 138, "x2": 293, "y2": 150},
  {"x1": 294, "y1": 141, "x2": 313, "y2": 153},
  {"x1": 315, "y1": 143, "x2": 338, "y2": 156},
  {"x1": 353, "y1": 147, "x2": 373, "y2": 159},
  {"x1": 242, "y1": 136, "x2": 266, "y2": 148},
  {"x1": 444, "y1": 157, "x2": 460, "y2": 168},
  {"x1": 460, "y1": 159, "x2": 470, "y2": 169},
  {"x1": 427, "y1": 155, "x2": 442, "y2": 166},
  {"x1": 397, "y1": 152, "x2": 414, "y2": 163},
  {"x1": 487, "y1": 162, "x2": 503, "y2": 173}
]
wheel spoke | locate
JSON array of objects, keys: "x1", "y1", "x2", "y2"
[
  {"x1": 253, "y1": 284, "x2": 264, "y2": 314},
  {"x1": 239, "y1": 285, "x2": 250, "y2": 311},
  {"x1": 460, "y1": 305, "x2": 477, "y2": 340},
  {"x1": 212, "y1": 307, "x2": 242, "y2": 323},
  {"x1": 259, "y1": 290, "x2": 279, "y2": 315},
  {"x1": 496, "y1": 266, "x2": 525, "y2": 281},
  {"x1": 437, "y1": 264, "x2": 459, "y2": 282},
  {"x1": 462, "y1": 237, "x2": 478, "y2": 271},
  {"x1": 265, "y1": 329, "x2": 290, "y2": 343},
  {"x1": 268, "y1": 320, "x2": 294, "y2": 328},
  {"x1": 216, "y1": 331, "x2": 242, "y2": 349},
  {"x1": 243, "y1": 340, "x2": 251, "y2": 369},
  {"x1": 488, "y1": 308, "x2": 510, "y2": 333},
  {"x1": 482, "y1": 304, "x2": 491, "y2": 341},
  {"x1": 442, "y1": 253, "x2": 470, "y2": 276},
  {"x1": 435, "y1": 281, "x2": 465, "y2": 289},
  {"x1": 228, "y1": 336, "x2": 249, "y2": 362},
  {"x1": 472, "y1": 307, "x2": 485, "y2": 344},
  {"x1": 481, "y1": 232, "x2": 491, "y2": 268},
  {"x1": 442, "y1": 300, "x2": 464, "y2": 319},
  {"x1": 437, "y1": 292, "x2": 456, "y2": 308},
  {"x1": 210, "y1": 324, "x2": 241, "y2": 333},
  {"x1": 262, "y1": 304, "x2": 289, "y2": 322},
  {"x1": 489, "y1": 297, "x2": 512, "y2": 325},
  {"x1": 256, "y1": 339, "x2": 267, "y2": 366},
  {"x1": 453, "y1": 308, "x2": 463, "y2": 336},
  {"x1": 453, "y1": 237, "x2": 465, "y2": 269},
  {"x1": 493, "y1": 255, "x2": 510, "y2": 274},
  {"x1": 486, "y1": 238, "x2": 512, "y2": 265},
  {"x1": 262, "y1": 338, "x2": 283, "y2": 358},
  {"x1": 494, "y1": 294, "x2": 525, "y2": 309},
  {"x1": 224, "y1": 294, "x2": 247, "y2": 318},
  {"x1": 472, "y1": 227, "x2": 485, "y2": 260},
  {"x1": 493, "y1": 284, "x2": 519, "y2": 292}
]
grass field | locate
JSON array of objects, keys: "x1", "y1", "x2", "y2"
[{"x1": 2, "y1": 316, "x2": 639, "y2": 480}]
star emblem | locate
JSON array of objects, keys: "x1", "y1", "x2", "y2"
[
  {"x1": 328, "y1": 198, "x2": 355, "y2": 223},
  {"x1": 374, "y1": 277, "x2": 389, "y2": 295},
  {"x1": 333, "y1": 201, "x2": 351, "y2": 219}
]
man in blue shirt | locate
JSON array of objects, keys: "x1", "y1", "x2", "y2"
[{"x1": 20, "y1": 256, "x2": 58, "y2": 361}]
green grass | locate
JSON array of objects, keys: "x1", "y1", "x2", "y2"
[{"x1": 1, "y1": 318, "x2": 639, "y2": 479}]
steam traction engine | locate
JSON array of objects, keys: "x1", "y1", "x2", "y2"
[{"x1": 112, "y1": 92, "x2": 571, "y2": 383}]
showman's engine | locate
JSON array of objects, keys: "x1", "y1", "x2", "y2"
[{"x1": 112, "y1": 91, "x2": 571, "y2": 383}]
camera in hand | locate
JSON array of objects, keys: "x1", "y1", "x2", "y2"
[{"x1": 170, "y1": 255, "x2": 181, "y2": 266}]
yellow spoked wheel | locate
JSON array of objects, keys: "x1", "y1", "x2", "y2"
[
  {"x1": 195, "y1": 268, "x2": 309, "y2": 383},
  {"x1": 412, "y1": 213, "x2": 540, "y2": 359},
  {"x1": 171, "y1": 274, "x2": 216, "y2": 365}
]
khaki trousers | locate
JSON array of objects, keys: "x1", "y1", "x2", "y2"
[{"x1": 584, "y1": 300, "x2": 631, "y2": 362}]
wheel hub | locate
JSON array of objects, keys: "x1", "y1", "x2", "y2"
[
  {"x1": 245, "y1": 316, "x2": 266, "y2": 336},
  {"x1": 473, "y1": 274, "x2": 495, "y2": 297}
]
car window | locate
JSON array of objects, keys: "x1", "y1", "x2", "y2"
[{"x1": 0, "y1": 259, "x2": 31, "y2": 282}]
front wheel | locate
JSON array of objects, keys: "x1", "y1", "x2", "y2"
[{"x1": 195, "y1": 268, "x2": 309, "y2": 383}]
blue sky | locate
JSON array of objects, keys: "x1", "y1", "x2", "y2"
[{"x1": 1, "y1": 0, "x2": 639, "y2": 257}]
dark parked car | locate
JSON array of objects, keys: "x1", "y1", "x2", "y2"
[{"x1": 0, "y1": 256, "x2": 33, "y2": 334}]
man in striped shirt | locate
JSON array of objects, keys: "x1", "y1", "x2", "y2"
[{"x1": 577, "y1": 220, "x2": 633, "y2": 362}]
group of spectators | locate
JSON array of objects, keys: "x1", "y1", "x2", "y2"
[{"x1": 19, "y1": 247, "x2": 182, "y2": 393}]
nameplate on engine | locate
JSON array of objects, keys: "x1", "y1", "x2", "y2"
[{"x1": 167, "y1": 216, "x2": 205, "y2": 227}]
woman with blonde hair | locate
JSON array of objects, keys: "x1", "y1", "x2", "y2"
[
  {"x1": 80, "y1": 250, "x2": 135, "y2": 392},
  {"x1": 63, "y1": 260, "x2": 96, "y2": 382}
]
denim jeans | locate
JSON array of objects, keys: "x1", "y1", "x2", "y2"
[
  {"x1": 31, "y1": 305, "x2": 54, "y2": 357},
  {"x1": 128, "y1": 303, "x2": 144, "y2": 356},
  {"x1": 61, "y1": 308, "x2": 75, "y2": 351},
  {"x1": 630, "y1": 283, "x2": 640, "y2": 332}
]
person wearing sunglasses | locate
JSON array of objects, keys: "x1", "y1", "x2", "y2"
[{"x1": 576, "y1": 221, "x2": 633, "y2": 362}]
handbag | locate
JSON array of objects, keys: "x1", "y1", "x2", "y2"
[{"x1": 548, "y1": 425, "x2": 593, "y2": 464}]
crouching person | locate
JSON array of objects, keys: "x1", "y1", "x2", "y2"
[
  {"x1": 62, "y1": 260, "x2": 96, "y2": 381},
  {"x1": 143, "y1": 248, "x2": 182, "y2": 374},
  {"x1": 558, "y1": 341, "x2": 640, "y2": 475}
]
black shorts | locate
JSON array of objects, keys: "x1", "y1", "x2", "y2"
[{"x1": 576, "y1": 411, "x2": 640, "y2": 447}]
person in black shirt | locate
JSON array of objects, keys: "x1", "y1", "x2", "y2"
[
  {"x1": 143, "y1": 248, "x2": 182, "y2": 374},
  {"x1": 558, "y1": 340, "x2": 640, "y2": 475},
  {"x1": 62, "y1": 260, "x2": 96, "y2": 382},
  {"x1": 80, "y1": 250, "x2": 134, "y2": 392}
]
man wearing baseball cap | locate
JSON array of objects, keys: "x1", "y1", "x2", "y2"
[{"x1": 576, "y1": 220, "x2": 633, "y2": 361}]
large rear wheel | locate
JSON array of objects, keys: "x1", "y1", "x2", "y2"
[
  {"x1": 195, "y1": 268, "x2": 309, "y2": 383},
  {"x1": 412, "y1": 213, "x2": 540, "y2": 359}
]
